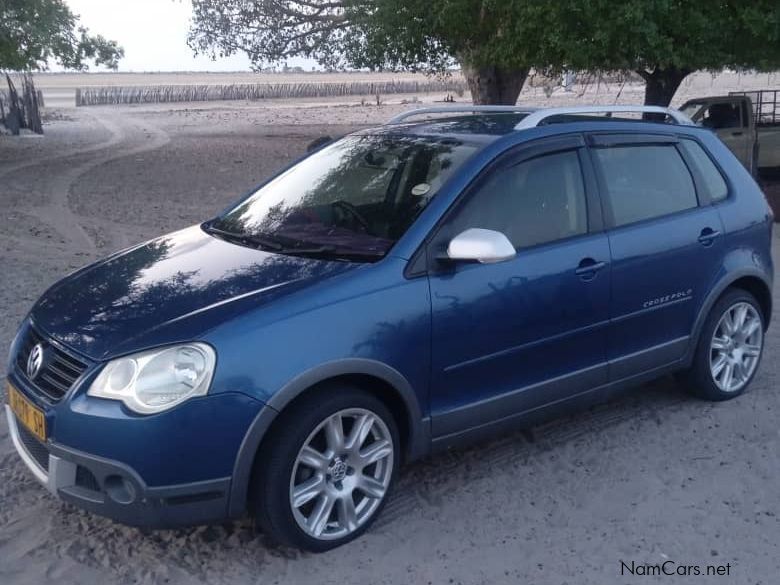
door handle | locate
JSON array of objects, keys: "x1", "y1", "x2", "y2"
[
  {"x1": 698, "y1": 228, "x2": 721, "y2": 246},
  {"x1": 575, "y1": 258, "x2": 607, "y2": 279},
  {"x1": 731, "y1": 131, "x2": 744, "y2": 137}
]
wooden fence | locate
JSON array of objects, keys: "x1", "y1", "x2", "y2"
[{"x1": 75, "y1": 79, "x2": 469, "y2": 106}]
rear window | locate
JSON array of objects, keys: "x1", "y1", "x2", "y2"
[
  {"x1": 679, "y1": 139, "x2": 729, "y2": 202},
  {"x1": 594, "y1": 145, "x2": 698, "y2": 227}
]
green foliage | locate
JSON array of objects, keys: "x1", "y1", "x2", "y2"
[
  {"x1": 188, "y1": 1, "x2": 780, "y2": 105},
  {"x1": 188, "y1": 0, "x2": 780, "y2": 74},
  {"x1": 189, "y1": 0, "x2": 536, "y2": 72},
  {"x1": 0, "y1": 0, "x2": 124, "y2": 71},
  {"x1": 523, "y1": 0, "x2": 780, "y2": 76},
  {"x1": 343, "y1": 0, "x2": 531, "y2": 71},
  {"x1": 188, "y1": 0, "x2": 353, "y2": 70},
  {"x1": 518, "y1": 0, "x2": 780, "y2": 104}
]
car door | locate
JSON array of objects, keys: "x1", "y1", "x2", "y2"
[
  {"x1": 426, "y1": 135, "x2": 611, "y2": 440},
  {"x1": 587, "y1": 133, "x2": 726, "y2": 380}
]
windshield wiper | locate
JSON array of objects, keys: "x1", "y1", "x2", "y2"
[
  {"x1": 275, "y1": 245, "x2": 385, "y2": 262},
  {"x1": 204, "y1": 222, "x2": 385, "y2": 262},
  {"x1": 203, "y1": 223, "x2": 284, "y2": 251}
]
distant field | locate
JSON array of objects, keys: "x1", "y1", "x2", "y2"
[
  {"x1": 25, "y1": 71, "x2": 465, "y2": 108},
  {"x1": 14, "y1": 69, "x2": 780, "y2": 109}
]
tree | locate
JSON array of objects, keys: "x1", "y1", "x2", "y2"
[
  {"x1": 526, "y1": 0, "x2": 780, "y2": 106},
  {"x1": 0, "y1": 0, "x2": 123, "y2": 71},
  {"x1": 189, "y1": 1, "x2": 780, "y2": 108},
  {"x1": 188, "y1": 0, "x2": 532, "y2": 105}
]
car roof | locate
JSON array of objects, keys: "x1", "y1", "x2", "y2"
[
  {"x1": 352, "y1": 114, "x2": 529, "y2": 145},
  {"x1": 352, "y1": 111, "x2": 706, "y2": 147}
]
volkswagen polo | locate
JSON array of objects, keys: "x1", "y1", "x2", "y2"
[{"x1": 5, "y1": 105, "x2": 773, "y2": 551}]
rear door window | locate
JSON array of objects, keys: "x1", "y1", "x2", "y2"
[
  {"x1": 679, "y1": 139, "x2": 729, "y2": 203},
  {"x1": 593, "y1": 144, "x2": 698, "y2": 227}
]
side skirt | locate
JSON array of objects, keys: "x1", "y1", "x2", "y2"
[{"x1": 431, "y1": 337, "x2": 688, "y2": 452}]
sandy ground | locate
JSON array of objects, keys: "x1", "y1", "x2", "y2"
[{"x1": 2, "y1": 77, "x2": 780, "y2": 585}]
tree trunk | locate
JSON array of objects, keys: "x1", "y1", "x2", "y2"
[
  {"x1": 461, "y1": 63, "x2": 529, "y2": 105},
  {"x1": 638, "y1": 66, "x2": 692, "y2": 107}
]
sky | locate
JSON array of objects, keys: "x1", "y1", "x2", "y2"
[{"x1": 63, "y1": 0, "x2": 315, "y2": 72}]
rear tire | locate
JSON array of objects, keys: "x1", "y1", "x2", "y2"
[
  {"x1": 682, "y1": 288, "x2": 765, "y2": 401},
  {"x1": 253, "y1": 386, "x2": 399, "y2": 552}
]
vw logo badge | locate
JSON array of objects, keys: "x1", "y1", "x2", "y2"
[{"x1": 27, "y1": 343, "x2": 45, "y2": 380}]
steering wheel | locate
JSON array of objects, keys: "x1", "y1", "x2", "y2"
[{"x1": 331, "y1": 200, "x2": 371, "y2": 232}]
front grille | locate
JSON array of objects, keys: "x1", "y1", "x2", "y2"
[
  {"x1": 16, "y1": 417, "x2": 50, "y2": 471},
  {"x1": 16, "y1": 326, "x2": 88, "y2": 402}
]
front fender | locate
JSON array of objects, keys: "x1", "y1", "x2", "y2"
[{"x1": 226, "y1": 358, "x2": 431, "y2": 518}]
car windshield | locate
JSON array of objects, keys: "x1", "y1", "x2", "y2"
[{"x1": 207, "y1": 134, "x2": 477, "y2": 261}]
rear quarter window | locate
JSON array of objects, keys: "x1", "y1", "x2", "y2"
[
  {"x1": 593, "y1": 144, "x2": 698, "y2": 227},
  {"x1": 679, "y1": 139, "x2": 729, "y2": 202}
]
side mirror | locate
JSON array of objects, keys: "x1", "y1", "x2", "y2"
[{"x1": 446, "y1": 228, "x2": 516, "y2": 264}]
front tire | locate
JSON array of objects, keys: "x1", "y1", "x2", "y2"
[
  {"x1": 683, "y1": 289, "x2": 765, "y2": 401},
  {"x1": 253, "y1": 387, "x2": 399, "y2": 551}
]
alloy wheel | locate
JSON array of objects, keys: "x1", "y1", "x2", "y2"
[
  {"x1": 289, "y1": 408, "x2": 394, "y2": 540},
  {"x1": 709, "y1": 301, "x2": 763, "y2": 392}
]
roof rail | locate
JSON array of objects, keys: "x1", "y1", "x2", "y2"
[
  {"x1": 387, "y1": 105, "x2": 537, "y2": 125},
  {"x1": 514, "y1": 106, "x2": 694, "y2": 129}
]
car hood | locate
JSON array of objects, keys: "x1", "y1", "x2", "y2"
[{"x1": 31, "y1": 225, "x2": 356, "y2": 359}]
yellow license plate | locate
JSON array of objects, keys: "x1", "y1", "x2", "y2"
[{"x1": 7, "y1": 383, "x2": 47, "y2": 442}]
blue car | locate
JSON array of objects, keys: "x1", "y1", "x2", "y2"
[{"x1": 5, "y1": 105, "x2": 773, "y2": 551}]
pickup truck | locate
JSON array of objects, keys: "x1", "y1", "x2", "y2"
[{"x1": 680, "y1": 90, "x2": 780, "y2": 175}]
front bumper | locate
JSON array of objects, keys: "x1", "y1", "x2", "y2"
[{"x1": 6, "y1": 404, "x2": 232, "y2": 528}]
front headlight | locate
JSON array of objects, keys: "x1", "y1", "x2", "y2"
[{"x1": 87, "y1": 343, "x2": 216, "y2": 414}]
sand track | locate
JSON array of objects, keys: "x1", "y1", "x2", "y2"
[{"x1": 1, "y1": 111, "x2": 170, "y2": 253}]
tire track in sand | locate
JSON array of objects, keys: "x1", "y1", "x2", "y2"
[
  {"x1": 14, "y1": 110, "x2": 170, "y2": 253},
  {"x1": 0, "y1": 110, "x2": 125, "y2": 181}
]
